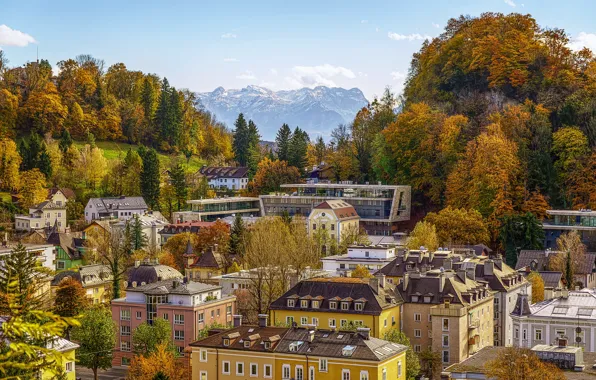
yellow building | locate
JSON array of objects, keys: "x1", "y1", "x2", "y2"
[
  {"x1": 51, "y1": 264, "x2": 113, "y2": 304},
  {"x1": 190, "y1": 315, "x2": 407, "y2": 380},
  {"x1": 269, "y1": 276, "x2": 402, "y2": 339},
  {"x1": 184, "y1": 243, "x2": 225, "y2": 284},
  {"x1": 41, "y1": 337, "x2": 79, "y2": 380},
  {"x1": 308, "y1": 200, "x2": 360, "y2": 245}
]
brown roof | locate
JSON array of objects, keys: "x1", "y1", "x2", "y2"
[
  {"x1": 48, "y1": 187, "x2": 75, "y2": 199},
  {"x1": 189, "y1": 326, "x2": 289, "y2": 352},
  {"x1": 160, "y1": 221, "x2": 217, "y2": 235},
  {"x1": 314, "y1": 200, "x2": 359, "y2": 220},
  {"x1": 378, "y1": 251, "x2": 461, "y2": 278},
  {"x1": 191, "y1": 249, "x2": 225, "y2": 269}
]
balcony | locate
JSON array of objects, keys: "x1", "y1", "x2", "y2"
[{"x1": 469, "y1": 318, "x2": 480, "y2": 330}]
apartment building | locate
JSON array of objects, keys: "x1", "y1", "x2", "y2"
[
  {"x1": 376, "y1": 248, "x2": 462, "y2": 285},
  {"x1": 174, "y1": 197, "x2": 261, "y2": 222},
  {"x1": 308, "y1": 200, "x2": 361, "y2": 246},
  {"x1": 543, "y1": 209, "x2": 596, "y2": 250},
  {"x1": 397, "y1": 269, "x2": 494, "y2": 368},
  {"x1": 51, "y1": 264, "x2": 112, "y2": 304},
  {"x1": 189, "y1": 315, "x2": 408, "y2": 380},
  {"x1": 184, "y1": 245, "x2": 226, "y2": 284},
  {"x1": 269, "y1": 276, "x2": 402, "y2": 338},
  {"x1": 321, "y1": 245, "x2": 397, "y2": 275},
  {"x1": 516, "y1": 249, "x2": 596, "y2": 288},
  {"x1": 198, "y1": 166, "x2": 249, "y2": 190},
  {"x1": 84, "y1": 196, "x2": 148, "y2": 222}
]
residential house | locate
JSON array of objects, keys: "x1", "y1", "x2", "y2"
[
  {"x1": 159, "y1": 220, "x2": 216, "y2": 245},
  {"x1": 397, "y1": 269, "x2": 494, "y2": 368},
  {"x1": 198, "y1": 166, "x2": 249, "y2": 190},
  {"x1": 47, "y1": 231, "x2": 87, "y2": 271},
  {"x1": 518, "y1": 269, "x2": 563, "y2": 300},
  {"x1": 543, "y1": 209, "x2": 596, "y2": 250},
  {"x1": 51, "y1": 264, "x2": 112, "y2": 304},
  {"x1": 84, "y1": 196, "x2": 148, "y2": 222},
  {"x1": 376, "y1": 248, "x2": 463, "y2": 285},
  {"x1": 189, "y1": 314, "x2": 408, "y2": 380},
  {"x1": 184, "y1": 244, "x2": 226, "y2": 284},
  {"x1": 111, "y1": 274, "x2": 236, "y2": 368},
  {"x1": 511, "y1": 289, "x2": 596, "y2": 352},
  {"x1": 0, "y1": 243, "x2": 56, "y2": 271},
  {"x1": 15, "y1": 201, "x2": 67, "y2": 233},
  {"x1": 175, "y1": 197, "x2": 261, "y2": 222},
  {"x1": 516, "y1": 249, "x2": 596, "y2": 288},
  {"x1": 268, "y1": 275, "x2": 402, "y2": 338},
  {"x1": 112, "y1": 211, "x2": 169, "y2": 249},
  {"x1": 321, "y1": 244, "x2": 397, "y2": 275},
  {"x1": 308, "y1": 200, "x2": 361, "y2": 247}
]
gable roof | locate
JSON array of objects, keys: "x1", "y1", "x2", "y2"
[
  {"x1": 199, "y1": 166, "x2": 249, "y2": 180},
  {"x1": 47, "y1": 231, "x2": 84, "y2": 260},
  {"x1": 313, "y1": 200, "x2": 359, "y2": 220},
  {"x1": 48, "y1": 187, "x2": 75, "y2": 200},
  {"x1": 87, "y1": 196, "x2": 148, "y2": 213},
  {"x1": 516, "y1": 250, "x2": 596, "y2": 275},
  {"x1": 191, "y1": 249, "x2": 225, "y2": 269}
]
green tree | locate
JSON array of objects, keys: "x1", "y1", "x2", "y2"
[
  {"x1": 313, "y1": 135, "x2": 326, "y2": 165},
  {"x1": 499, "y1": 213, "x2": 544, "y2": 267},
  {"x1": 140, "y1": 77, "x2": 156, "y2": 136},
  {"x1": 140, "y1": 148, "x2": 161, "y2": 209},
  {"x1": 37, "y1": 143, "x2": 53, "y2": 180},
  {"x1": 0, "y1": 243, "x2": 43, "y2": 312},
  {"x1": 275, "y1": 123, "x2": 292, "y2": 162},
  {"x1": 131, "y1": 214, "x2": 148, "y2": 251},
  {"x1": 132, "y1": 318, "x2": 173, "y2": 356},
  {"x1": 383, "y1": 328, "x2": 420, "y2": 380},
  {"x1": 123, "y1": 148, "x2": 142, "y2": 196},
  {"x1": 288, "y1": 127, "x2": 309, "y2": 171},
  {"x1": 228, "y1": 213, "x2": 246, "y2": 257},
  {"x1": 154, "y1": 78, "x2": 171, "y2": 147},
  {"x1": 59, "y1": 128, "x2": 73, "y2": 153},
  {"x1": 169, "y1": 163, "x2": 187, "y2": 211},
  {"x1": 232, "y1": 113, "x2": 250, "y2": 166},
  {"x1": 71, "y1": 306, "x2": 116, "y2": 380}
]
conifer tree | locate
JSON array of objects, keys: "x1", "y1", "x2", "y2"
[
  {"x1": 59, "y1": 128, "x2": 73, "y2": 153},
  {"x1": 288, "y1": 127, "x2": 309, "y2": 171},
  {"x1": 140, "y1": 77, "x2": 156, "y2": 130},
  {"x1": 0, "y1": 243, "x2": 42, "y2": 311},
  {"x1": 228, "y1": 213, "x2": 246, "y2": 257},
  {"x1": 247, "y1": 120, "x2": 260, "y2": 150},
  {"x1": 169, "y1": 163, "x2": 187, "y2": 211},
  {"x1": 131, "y1": 214, "x2": 148, "y2": 251},
  {"x1": 168, "y1": 88, "x2": 183, "y2": 147},
  {"x1": 154, "y1": 78, "x2": 171, "y2": 147},
  {"x1": 38, "y1": 143, "x2": 53, "y2": 180},
  {"x1": 140, "y1": 148, "x2": 161, "y2": 209},
  {"x1": 233, "y1": 113, "x2": 249, "y2": 166},
  {"x1": 276, "y1": 123, "x2": 292, "y2": 162}
]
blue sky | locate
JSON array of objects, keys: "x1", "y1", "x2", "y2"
[{"x1": 1, "y1": 0, "x2": 595, "y2": 100}]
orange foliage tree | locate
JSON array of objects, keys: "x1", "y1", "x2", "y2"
[
  {"x1": 126, "y1": 342, "x2": 187, "y2": 380},
  {"x1": 246, "y1": 157, "x2": 302, "y2": 196}
]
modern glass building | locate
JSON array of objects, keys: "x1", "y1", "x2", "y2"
[
  {"x1": 259, "y1": 182, "x2": 411, "y2": 235},
  {"x1": 543, "y1": 209, "x2": 596, "y2": 249},
  {"x1": 173, "y1": 197, "x2": 261, "y2": 222}
]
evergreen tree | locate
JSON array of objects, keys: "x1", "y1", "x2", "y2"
[
  {"x1": 94, "y1": 76, "x2": 105, "y2": 109},
  {"x1": 131, "y1": 214, "x2": 148, "y2": 251},
  {"x1": 228, "y1": 213, "x2": 246, "y2": 257},
  {"x1": 247, "y1": 144, "x2": 261, "y2": 179},
  {"x1": 59, "y1": 128, "x2": 73, "y2": 153},
  {"x1": 140, "y1": 148, "x2": 161, "y2": 209},
  {"x1": 140, "y1": 77, "x2": 156, "y2": 133},
  {"x1": 0, "y1": 243, "x2": 42, "y2": 311},
  {"x1": 499, "y1": 213, "x2": 545, "y2": 267},
  {"x1": 314, "y1": 136, "x2": 326, "y2": 164},
  {"x1": 565, "y1": 251, "x2": 574, "y2": 289},
  {"x1": 154, "y1": 78, "x2": 171, "y2": 147},
  {"x1": 232, "y1": 113, "x2": 249, "y2": 166},
  {"x1": 85, "y1": 128, "x2": 96, "y2": 148},
  {"x1": 19, "y1": 132, "x2": 42, "y2": 171},
  {"x1": 169, "y1": 163, "x2": 187, "y2": 211},
  {"x1": 38, "y1": 143, "x2": 53, "y2": 180},
  {"x1": 247, "y1": 120, "x2": 261, "y2": 149},
  {"x1": 168, "y1": 88, "x2": 183, "y2": 147},
  {"x1": 275, "y1": 123, "x2": 292, "y2": 162},
  {"x1": 288, "y1": 127, "x2": 309, "y2": 171}
]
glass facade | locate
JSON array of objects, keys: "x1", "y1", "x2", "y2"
[
  {"x1": 146, "y1": 295, "x2": 169, "y2": 324},
  {"x1": 190, "y1": 200, "x2": 259, "y2": 213}
]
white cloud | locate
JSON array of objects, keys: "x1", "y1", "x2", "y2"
[
  {"x1": 270, "y1": 68, "x2": 278, "y2": 76},
  {"x1": 569, "y1": 32, "x2": 596, "y2": 52},
  {"x1": 387, "y1": 32, "x2": 431, "y2": 41},
  {"x1": 504, "y1": 0, "x2": 516, "y2": 7},
  {"x1": 221, "y1": 33, "x2": 237, "y2": 39},
  {"x1": 432, "y1": 22, "x2": 440, "y2": 29},
  {"x1": 0, "y1": 24, "x2": 36, "y2": 47},
  {"x1": 361, "y1": 20, "x2": 368, "y2": 24},
  {"x1": 284, "y1": 64, "x2": 356, "y2": 88},
  {"x1": 223, "y1": 58, "x2": 238, "y2": 62},
  {"x1": 236, "y1": 70, "x2": 256, "y2": 80}
]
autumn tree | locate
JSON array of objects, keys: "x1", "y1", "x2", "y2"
[
  {"x1": 527, "y1": 271, "x2": 545, "y2": 303},
  {"x1": 71, "y1": 306, "x2": 115, "y2": 380},
  {"x1": 406, "y1": 221, "x2": 439, "y2": 251},
  {"x1": 485, "y1": 346, "x2": 565, "y2": 380},
  {"x1": 550, "y1": 231, "x2": 587, "y2": 289},
  {"x1": 127, "y1": 342, "x2": 187, "y2": 380},
  {"x1": 53, "y1": 277, "x2": 90, "y2": 318},
  {"x1": 351, "y1": 265, "x2": 373, "y2": 278},
  {"x1": 86, "y1": 228, "x2": 129, "y2": 299},
  {"x1": 424, "y1": 207, "x2": 490, "y2": 246},
  {"x1": 162, "y1": 232, "x2": 200, "y2": 271},
  {"x1": 76, "y1": 144, "x2": 107, "y2": 189},
  {"x1": 132, "y1": 318, "x2": 173, "y2": 356},
  {"x1": 246, "y1": 157, "x2": 302, "y2": 195},
  {"x1": 0, "y1": 138, "x2": 21, "y2": 191},
  {"x1": 384, "y1": 328, "x2": 420, "y2": 380},
  {"x1": 18, "y1": 168, "x2": 47, "y2": 209},
  {"x1": 552, "y1": 126, "x2": 590, "y2": 207}
]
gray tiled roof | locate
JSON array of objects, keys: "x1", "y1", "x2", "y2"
[
  {"x1": 516, "y1": 250, "x2": 596, "y2": 275},
  {"x1": 521, "y1": 289, "x2": 596, "y2": 320},
  {"x1": 88, "y1": 196, "x2": 148, "y2": 213},
  {"x1": 128, "y1": 279, "x2": 220, "y2": 295}
]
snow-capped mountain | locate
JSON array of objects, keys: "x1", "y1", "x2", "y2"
[{"x1": 197, "y1": 85, "x2": 368, "y2": 139}]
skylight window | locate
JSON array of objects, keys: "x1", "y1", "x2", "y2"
[
  {"x1": 337, "y1": 334, "x2": 344, "y2": 339},
  {"x1": 553, "y1": 307, "x2": 568, "y2": 314},
  {"x1": 578, "y1": 308, "x2": 593, "y2": 316},
  {"x1": 342, "y1": 345, "x2": 356, "y2": 356}
]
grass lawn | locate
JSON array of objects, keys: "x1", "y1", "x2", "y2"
[{"x1": 73, "y1": 141, "x2": 205, "y2": 172}]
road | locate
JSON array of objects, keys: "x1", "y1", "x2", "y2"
[{"x1": 76, "y1": 366, "x2": 128, "y2": 380}]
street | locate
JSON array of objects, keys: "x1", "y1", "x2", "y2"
[{"x1": 76, "y1": 367, "x2": 128, "y2": 380}]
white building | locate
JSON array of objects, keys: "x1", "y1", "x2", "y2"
[
  {"x1": 511, "y1": 289, "x2": 596, "y2": 352},
  {"x1": 321, "y1": 245, "x2": 396, "y2": 275},
  {"x1": 0, "y1": 243, "x2": 56, "y2": 271},
  {"x1": 85, "y1": 196, "x2": 148, "y2": 222},
  {"x1": 15, "y1": 189, "x2": 69, "y2": 232},
  {"x1": 198, "y1": 166, "x2": 249, "y2": 190},
  {"x1": 112, "y1": 211, "x2": 169, "y2": 250}
]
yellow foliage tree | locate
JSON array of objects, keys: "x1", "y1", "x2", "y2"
[
  {"x1": 18, "y1": 168, "x2": 47, "y2": 209},
  {"x1": 485, "y1": 346, "x2": 565, "y2": 380},
  {"x1": 351, "y1": 264, "x2": 373, "y2": 278},
  {"x1": 0, "y1": 138, "x2": 22, "y2": 191},
  {"x1": 549, "y1": 231, "x2": 587, "y2": 288},
  {"x1": 126, "y1": 342, "x2": 187, "y2": 380},
  {"x1": 0, "y1": 88, "x2": 18, "y2": 137},
  {"x1": 527, "y1": 271, "x2": 545, "y2": 303},
  {"x1": 406, "y1": 221, "x2": 439, "y2": 251},
  {"x1": 424, "y1": 207, "x2": 489, "y2": 246},
  {"x1": 75, "y1": 144, "x2": 107, "y2": 189}
]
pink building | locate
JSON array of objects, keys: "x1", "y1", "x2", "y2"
[{"x1": 111, "y1": 263, "x2": 236, "y2": 369}]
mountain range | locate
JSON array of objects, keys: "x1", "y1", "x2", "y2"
[{"x1": 196, "y1": 85, "x2": 369, "y2": 140}]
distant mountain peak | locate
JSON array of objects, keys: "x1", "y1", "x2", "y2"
[{"x1": 197, "y1": 86, "x2": 368, "y2": 139}]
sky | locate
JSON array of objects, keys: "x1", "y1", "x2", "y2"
[{"x1": 1, "y1": 0, "x2": 596, "y2": 100}]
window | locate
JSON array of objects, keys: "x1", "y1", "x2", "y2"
[
  {"x1": 312, "y1": 300, "x2": 320, "y2": 309},
  {"x1": 523, "y1": 329, "x2": 527, "y2": 340},
  {"x1": 515, "y1": 328, "x2": 519, "y2": 339},
  {"x1": 296, "y1": 365, "x2": 304, "y2": 380},
  {"x1": 442, "y1": 335, "x2": 449, "y2": 347},
  {"x1": 199, "y1": 371, "x2": 207, "y2": 380},
  {"x1": 442, "y1": 318, "x2": 449, "y2": 331},
  {"x1": 200, "y1": 349, "x2": 207, "y2": 362},
  {"x1": 163, "y1": 313, "x2": 169, "y2": 320},
  {"x1": 58, "y1": 212, "x2": 62, "y2": 217},
  {"x1": 222, "y1": 361, "x2": 230, "y2": 374},
  {"x1": 382, "y1": 368, "x2": 387, "y2": 380},
  {"x1": 342, "y1": 369, "x2": 350, "y2": 380},
  {"x1": 236, "y1": 362, "x2": 244, "y2": 376},
  {"x1": 340, "y1": 319, "x2": 348, "y2": 327},
  {"x1": 331, "y1": 224, "x2": 335, "y2": 231},
  {"x1": 198, "y1": 312, "x2": 204, "y2": 323},
  {"x1": 286, "y1": 316, "x2": 294, "y2": 325},
  {"x1": 301, "y1": 300, "x2": 309, "y2": 308},
  {"x1": 398, "y1": 360, "x2": 402, "y2": 376},
  {"x1": 174, "y1": 330, "x2": 184, "y2": 340},
  {"x1": 120, "y1": 310, "x2": 131, "y2": 320},
  {"x1": 341, "y1": 302, "x2": 349, "y2": 310},
  {"x1": 282, "y1": 364, "x2": 291, "y2": 379},
  {"x1": 535, "y1": 329, "x2": 542, "y2": 340},
  {"x1": 414, "y1": 329, "x2": 421, "y2": 338},
  {"x1": 136, "y1": 311, "x2": 142, "y2": 319},
  {"x1": 556, "y1": 329, "x2": 565, "y2": 337},
  {"x1": 313, "y1": 224, "x2": 317, "y2": 230},
  {"x1": 414, "y1": 313, "x2": 421, "y2": 322},
  {"x1": 329, "y1": 301, "x2": 337, "y2": 309},
  {"x1": 442, "y1": 350, "x2": 449, "y2": 363},
  {"x1": 264, "y1": 364, "x2": 272, "y2": 378},
  {"x1": 312, "y1": 317, "x2": 319, "y2": 326},
  {"x1": 121, "y1": 357, "x2": 130, "y2": 366},
  {"x1": 301, "y1": 317, "x2": 308, "y2": 325},
  {"x1": 57, "y1": 261, "x2": 65, "y2": 270},
  {"x1": 384, "y1": 319, "x2": 387, "y2": 327},
  {"x1": 414, "y1": 345, "x2": 421, "y2": 352},
  {"x1": 360, "y1": 371, "x2": 369, "y2": 380},
  {"x1": 288, "y1": 299, "x2": 295, "y2": 307},
  {"x1": 177, "y1": 346, "x2": 185, "y2": 357},
  {"x1": 121, "y1": 341, "x2": 131, "y2": 351},
  {"x1": 65, "y1": 362, "x2": 73, "y2": 372},
  {"x1": 120, "y1": 325, "x2": 131, "y2": 336},
  {"x1": 175, "y1": 314, "x2": 184, "y2": 325},
  {"x1": 355, "y1": 302, "x2": 364, "y2": 311},
  {"x1": 250, "y1": 363, "x2": 258, "y2": 377},
  {"x1": 319, "y1": 358, "x2": 328, "y2": 372},
  {"x1": 309, "y1": 366, "x2": 315, "y2": 380}
]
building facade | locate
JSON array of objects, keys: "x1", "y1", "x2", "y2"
[
  {"x1": 52, "y1": 264, "x2": 112, "y2": 305},
  {"x1": 189, "y1": 315, "x2": 408, "y2": 380},
  {"x1": 112, "y1": 212, "x2": 169, "y2": 249},
  {"x1": 158, "y1": 221, "x2": 217, "y2": 245},
  {"x1": 259, "y1": 182, "x2": 411, "y2": 236},
  {"x1": 85, "y1": 196, "x2": 148, "y2": 222},
  {"x1": 0, "y1": 243, "x2": 56, "y2": 271},
  {"x1": 321, "y1": 245, "x2": 397, "y2": 275},
  {"x1": 198, "y1": 166, "x2": 249, "y2": 190},
  {"x1": 174, "y1": 197, "x2": 261, "y2": 222},
  {"x1": 308, "y1": 200, "x2": 361, "y2": 245},
  {"x1": 543, "y1": 209, "x2": 596, "y2": 250},
  {"x1": 269, "y1": 276, "x2": 402, "y2": 338},
  {"x1": 516, "y1": 249, "x2": 596, "y2": 288},
  {"x1": 15, "y1": 199, "x2": 68, "y2": 233}
]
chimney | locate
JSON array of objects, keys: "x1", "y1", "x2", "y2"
[
  {"x1": 466, "y1": 267, "x2": 476, "y2": 281},
  {"x1": 443, "y1": 258, "x2": 452, "y2": 271},
  {"x1": 439, "y1": 272, "x2": 445, "y2": 293},
  {"x1": 258, "y1": 314, "x2": 268, "y2": 328},
  {"x1": 369, "y1": 277, "x2": 380, "y2": 295},
  {"x1": 357, "y1": 327, "x2": 370, "y2": 340},
  {"x1": 134, "y1": 260, "x2": 140, "y2": 268},
  {"x1": 558, "y1": 337, "x2": 568, "y2": 347},
  {"x1": 375, "y1": 272, "x2": 386, "y2": 289},
  {"x1": 494, "y1": 256, "x2": 503, "y2": 270},
  {"x1": 233, "y1": 315, "x2": 243, "y2": 327},
  {"x1": 403, "y1": 273, "x2": 409, "y2": 290},
  {"x1": 172, "y1": 280, "x2": 179, "y2": 288},
  {"x1": 562, "y1": 288, "x2": 569, "y2": 299},
  {"x1": 456, "y1": 268, "x2": 467, "y2": 283},
  {"x1": 289, "y1": 274, "x2": 300, "y2": 289},
  {"x1": 484, "y1": 260, "x2": 494, "y2": 276}
]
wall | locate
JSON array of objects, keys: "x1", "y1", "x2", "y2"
[
  {"x1": 41, "y1": 347, "x2": 77, "y2": 380},
  {"x1": 402, "y1": 303, "x2": 433, "y2": 353}
]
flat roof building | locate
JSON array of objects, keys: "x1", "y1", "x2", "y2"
[{"x1": 173, "y1": 197, "x2": 261, "y2": 223}]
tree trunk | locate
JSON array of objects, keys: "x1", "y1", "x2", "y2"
[{"x1": 93, "y1": 367, "x2": 98, "y2": 380}]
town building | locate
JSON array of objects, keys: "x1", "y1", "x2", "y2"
[
  {"x1": 47, "y1": 231, "x2": 87, "y2": 271},
  {"x1": 189, "y1": 315, "x2": 408, "y2": 380},
  {"x1": 518, "y1": 269, "x2": 563, "y2": 300},
  {"x1": 511, "y1": 289, "x2": 596, "y2": 352},
  {"x1": 15, "y1": 190, "x2": 68, "y2": 232},
  {"x1": 397, "y1": 269, "x2": 494, "y2": 368},
  {"x1": 376, "y1": 248, "x2": 462, "y2": 285},
  {"x1": 269, "y1": 276, "x2": 402, "y2": 338},
  {"x1": 174, "y1": 197, "x2": 261, "y2": 222},
  {"x1": 308, "y1": 200, "x2": 360, "y2": 246},
  {"x1": 0, "y1": 243, "x2": 56, "y2": 271},
  {"x1": 321, "y1": 245, "x2": 397, "y2": 275},
  {"x1": 111, "y1": 261, "x2": 236, "y2": 367},
  {"x1": 259, "y1": 182, "x2": 411, "y2": 236},
  {"x1": 51, "y1": 264, "x2": 112, "y2": 304},
  {"x1": 158, "y1": 220, "x2": 217, "y2": 245},
  {"x1": 112, "y1": 211, "x2": 169, "y2": 249},
  {"x1": 84, "y1": 196, "x2": 148, "y2": 222},
  {"x1": 184, "y1": 244, "x2": 226, "y2": 284},
  {"x1": 516, "y1": 249, "x2": 596, "y2": 288},
  {"x1": 543, "y1": 209, "x2": 596, "y2": 250},
  {"x1": 198, "y1": 166, "x2": 249, "y2": 190}
]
